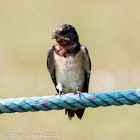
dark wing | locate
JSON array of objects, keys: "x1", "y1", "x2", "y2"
[
  {"x1": 81, "y1": 46, "x2": 91, "y2": 93},
  {"x1": 47, "y1": 45, "x2": 59, "y2": 93}
]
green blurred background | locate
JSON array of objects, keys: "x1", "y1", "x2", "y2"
[{"x1": 0, "y1": 0, "x2": 140, "y2": 140}]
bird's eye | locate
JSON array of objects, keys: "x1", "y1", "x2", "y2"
[{"x1": 61, "y1": 30, "x2": 68, "y2": 35}]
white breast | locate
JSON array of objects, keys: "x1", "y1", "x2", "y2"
[{"x1": 54, "y1": 50, "x2": 85, "y2": 93}]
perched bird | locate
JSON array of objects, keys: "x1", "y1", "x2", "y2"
[{"x1": 47, "y1": 24, "x2": 91, "y2": 120}]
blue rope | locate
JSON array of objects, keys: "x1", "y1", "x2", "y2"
[{"x1": 0, "y1": 89, "x2": 140, "y2": 114}]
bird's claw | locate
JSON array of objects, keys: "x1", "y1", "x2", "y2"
[
  {"x1": 74, "y1": 90, "x2": 81, "y2": 100},
  {"x1": 55, "y1": 91, "x2": 64, "y2": 95},
  {"x1": 55, "y1": 91, "x2": 64, "y2": 100}
]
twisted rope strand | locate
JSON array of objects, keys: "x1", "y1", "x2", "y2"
[{"x1": 0, "y1": 89, "x2": 140, "y2": 114}]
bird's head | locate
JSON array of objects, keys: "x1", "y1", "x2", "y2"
[{"x1": 52, "y1": 24, "x2": 79, "y2": 46}]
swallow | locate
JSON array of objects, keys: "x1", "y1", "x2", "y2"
[{"x1": 47, "y1": 24, "x2": 91, "y2": 120}]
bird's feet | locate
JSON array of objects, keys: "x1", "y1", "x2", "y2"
[
  {"x1": 74, "y1": 87, "x2": 82, "y2": 100},
  {"x1": 58, "y1": 91, "x2": 64, "y2": 95},
  {"x1": 55, "y1": 91, "x2": 64, "y2": 95},
  {"x1": 55, "y1": 91, "x2": 64, "y2": 100},
  {"x1": 55, "y1": 83, "x2": 64, "y2": 99}
]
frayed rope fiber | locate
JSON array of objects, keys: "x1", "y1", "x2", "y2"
[{"x1": 0, "y1": 89, "x2": 140, "y2": 114}]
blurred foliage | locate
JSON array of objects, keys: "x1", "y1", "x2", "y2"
[{"x1": 0, "y1": 0, "x2": 140, "y2": 140}]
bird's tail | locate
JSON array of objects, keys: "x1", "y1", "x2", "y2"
[{"x1": 65, "y1": 109, "x2": 85, "y2": 120}]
